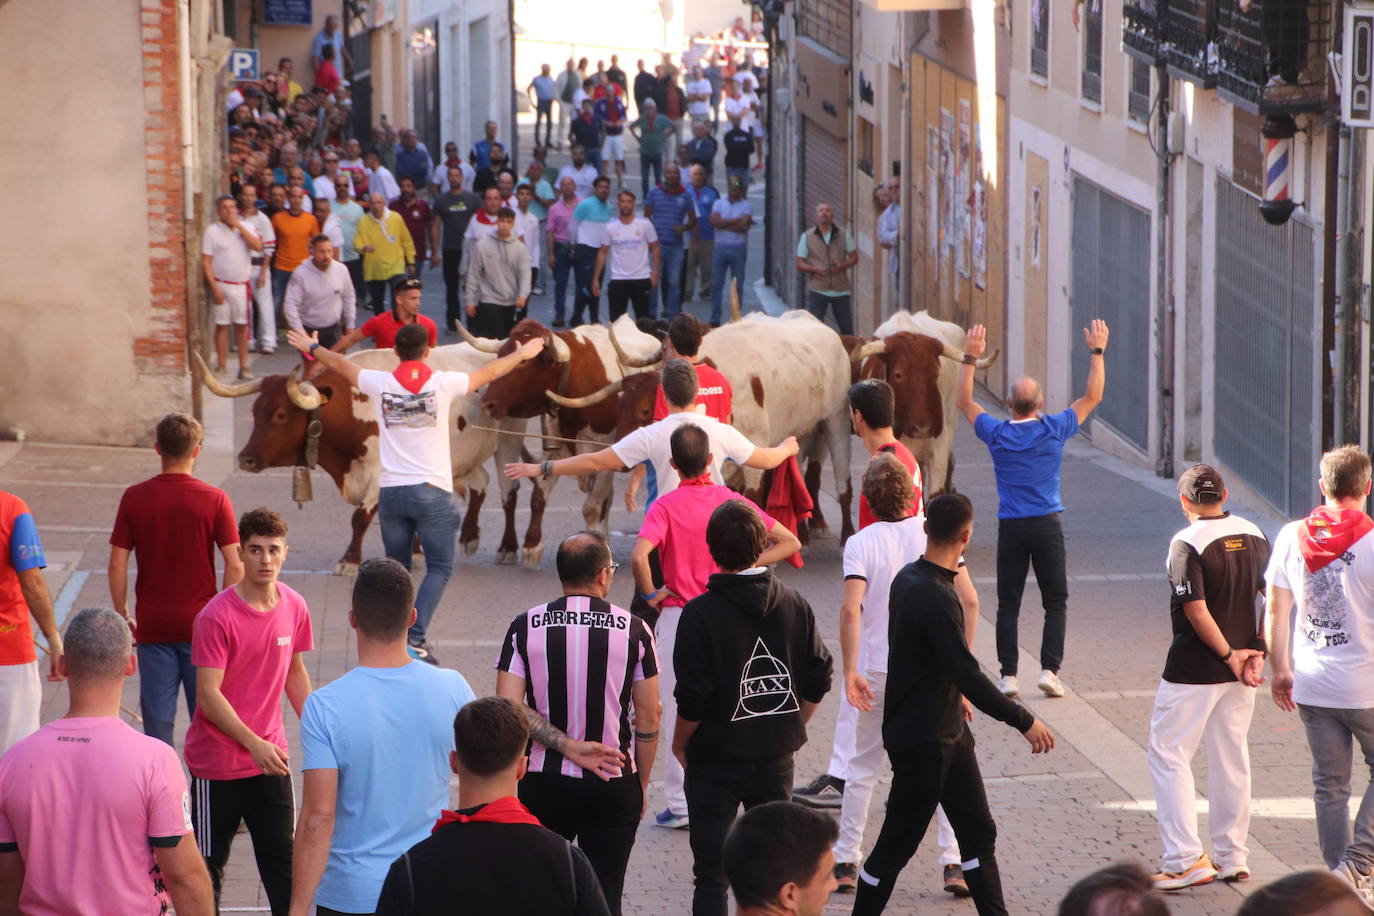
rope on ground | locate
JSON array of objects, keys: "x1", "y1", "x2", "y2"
[
  {"x1": 32, "y1": 639, "x2": 144, "y2": 723},
  {"x1": 465, "y1": 424, "x2": 607, "y2": 449}
]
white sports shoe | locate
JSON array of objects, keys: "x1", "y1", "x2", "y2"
[
  {"x1": 996, "y1": 675, "x2": 1019, "y2": 697},
  {"x1": 1038, "y1": 669, "x2": 1065, "y2": 698}
]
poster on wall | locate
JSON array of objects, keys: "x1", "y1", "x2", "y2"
[
  {"x1": 956, "y1": 99, "x2": 971, "y2": 280},
  {"x1": 940, "y1": 108, "x2": 953, "y2": 271},
  {"x1": 972, "y1": 121, "x2": 988, "y2": 291},
  {"x1": 926, "y1": 126, "x2": 939, "y2": 261},
  {"x1": 1031, "y1": 186, "x2": 1042, "y2": 270}
]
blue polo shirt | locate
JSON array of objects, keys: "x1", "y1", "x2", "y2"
[
  {"x1": 645, "y1": 185, "x2": 693, "y2": 248},
  {"x1": 974, "y1": 409, "x2": 1079, "y2": 519}
]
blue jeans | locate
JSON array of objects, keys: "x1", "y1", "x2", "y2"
[
  {"x1": 658, "y1": 244, "x2": 685, "y2": 317},
  {"x1": 709, "y1": 245, "x2": 747, "y2": 324},
  {"x1": 137, "y1": 642, "x2": 195, "y2": 746},
  {"x1": 270, "y1": 268, "x2": 292, "y2": 316},
  {"x1": 379, "y1": 483, "x2": 458, "y2": 645},
  {"x1": 1299, "y1": 704, "x2": 1374, "y2": 871},
  {"x1": 641, "y1": 153, "x2": 663, "y2": 199},
  {"x1": 552, "y1": 242, "x2": 575, "y2": 322}
]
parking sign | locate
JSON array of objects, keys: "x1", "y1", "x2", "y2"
[{"x1": 228, "y1": 48, "x2": 260, "y2": 82}]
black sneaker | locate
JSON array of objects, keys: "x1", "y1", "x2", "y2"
[
  {"x1": 944, "y1": 863, "x2": 971, "y2": 897},
  {"x1": 792, "y1": 772, "x2": 845, "y2": 809},
  {"x1": 407, "y1": 641, "x2": 440, "y2": 666},
  {"x1": 834, "y1": 862, "x2": 858, "y2": 892}
]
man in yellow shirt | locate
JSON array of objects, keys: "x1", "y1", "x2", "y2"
[{"x1": 354, "y1": 192, "x2": 416, "y2": 316}]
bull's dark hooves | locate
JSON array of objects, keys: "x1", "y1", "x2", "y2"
[{"x1": 496, "y1": 551, "x2": 517, "y2": 565}]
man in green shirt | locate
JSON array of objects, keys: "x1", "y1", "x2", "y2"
[{"x1": 631, "y1": 99, "x2": 674, "y2": 199}]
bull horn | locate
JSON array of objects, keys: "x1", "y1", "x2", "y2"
[
  {"x1": 191, "y1": 349, "x2": 262, "y2": 397},
  {"x1": 853, "y1": 340, "x2": 887, "y2": 362},
  {"x1": 609, "y1": 324, "x2": 664, "y2": 369},
  {"x1": 938, "y1": 342, "x2": 999, "y2": 369},
  {"x1": 545, "y1": 377, "x2": 622, "y2": 409},
  {"x1": 285, "y1": 365, "x2": 326, "y2": 410},
  {"x1": 455, "y1": 322, "x2": 506, "y2": 353},
  {"x1": 729, "y1": 282, "x2": 742, "y2": 323},
  {"x1": 549, "y1": 332, "x2": 571, "y2": 363}
]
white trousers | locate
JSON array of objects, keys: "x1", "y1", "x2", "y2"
[
  {"x1": 0, "y1": 661, "x2": 41, "y2": 757},
  {"x1": 657, "y1": 605, "x2": 688, "y2": 814},
  {"x1": 833, "y1": 672, "x2": 959, "y2": 866},
  {"x1": 1147, "y1": 678, "x2": 1256, "y2": 872},
  {"x1": 250, "y1": 269, "x2": 276, "y2": 350}
]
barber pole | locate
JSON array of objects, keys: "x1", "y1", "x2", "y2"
[{"x1": 1259, "y1": 115, "x2": 1298, "y2": 225}]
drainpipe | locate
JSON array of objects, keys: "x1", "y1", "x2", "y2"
[
  {"x1": 1334, "y1": 124, "x2": 1355, "y2": 444},
  {"x1": 178, "y1": 0, "x2": 203, "y2": 420},
  {"x1": 1155, "y1": 62, "x2": 1173, "y2": 477},
  {"x1": 899, "y1": 13, "x2": 911, "y2": 315}
]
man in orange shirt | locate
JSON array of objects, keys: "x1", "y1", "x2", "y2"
[{"x1": 270, "y1": 186, "x2": 320, "y2": 319}]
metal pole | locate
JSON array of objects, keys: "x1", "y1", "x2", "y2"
[
  {"x1": 1155, "y1": 63, "x2": 1173, "y2": 478},
  {"x1": 899, "y1": 13, "x2": 911, "y2": 315},
  {"x1": 1334, "y1": 123, "x2": 1354, "y2": 443}
]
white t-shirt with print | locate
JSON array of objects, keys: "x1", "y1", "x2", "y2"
[
  {"x1": 843, "y1": 515, "x2": 928, "y2": 675},
  {"x1": 603, "y1": 217, "x2": 657, "y2": 280},
  {"x1": 356, "y1": 368, "x2": 470, "y2": 491},
  {"x1": 611, "y1": 412, "x2": 755, "y2": 503},
  {"x1": 1267, "y1": 520, "x2": 1374, "y2": 708},
  {"x1": 723, "y1": 95, "x2": 753, "y2": 131}
]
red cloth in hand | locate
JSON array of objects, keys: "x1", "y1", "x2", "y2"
[{"x1": 765, "y1": 456, "x2": 812, "y2": 568}]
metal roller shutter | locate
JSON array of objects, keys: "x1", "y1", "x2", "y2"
[{"x1": 802, "y1": 119, "x2": 847, "y2": 228}]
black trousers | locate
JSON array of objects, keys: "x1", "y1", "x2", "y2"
[
  {"x1": 519, "y1": 771, "x2": 644, "y2": 916},
  {"x1": 629, "y1": 547, "x2": 663, "y2": 629},
  {"x1": 442, "y1": 247, "x2": 464, "y2": 332},
  {"x1": 995, "y1": 512, "x2": 1068, "y2": 676},
  {"x1": 607, "y1": 278, "x2": 654, "y2": 322},
  {"x1": 304, "y1": 322, "x2": 342, "y2": 349},
  {"x1": 472, "y1": 302, "x2": 518, "y2": 339},
  {"x1": 366, "y1": 274, "x2": 404, "y2": 316},
  {"x1": 573, "y1": 243, "x2": 602, "y2": 324},
  {"x1": 852, "y1": 730, "x2": 1007, "y2": 916},
  {"x1": 344, "y1": 258, "x2": 365, "y2": 305},
  {"x1": 191, "y1": 774, "x2": 294, "y2": 916},
  {"x1": 317, "y1": 907, "x2": 371, "y2": 916},
  {"x1": 684, "y1": 753, "x2": 793, "y2": 916}
]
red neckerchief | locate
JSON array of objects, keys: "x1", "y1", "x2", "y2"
[
  {"x1": 679, "y1": 473, "x2": 713, "y2": 487},
  {"x1": 392, "y1": 360, "x2": 433, "y2": 394},
  {"x1": 656, "y1": 182, "x2": 687, "y2": 196},
  {"x1": 432, "y1": 797, "x2": 542, "y2": 832},
  {"x1": 1300, "y1": 506, "x2": 1374, "y2": 572},
  {"x1": 475, "y1": 209, "x2": 499, "y2": 225}
]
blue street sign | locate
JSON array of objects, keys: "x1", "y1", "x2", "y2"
[{"x1": 228, "y1": 48, "x2": 260, "y2": 81}]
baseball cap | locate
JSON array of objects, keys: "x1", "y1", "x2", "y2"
[{"x1": 1178, "y1": 464, "x2": 1225, "y2": 503}]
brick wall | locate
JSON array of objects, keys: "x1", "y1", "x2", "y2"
[{"x1": 139, "y1": 0, "x2": 188, "y2": 373}]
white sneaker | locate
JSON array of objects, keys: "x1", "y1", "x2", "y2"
[
  {"x1": 996, "y1": 675, "x2": 1019, "y2": 697},
  {"x1": 1333, "y1": 861, "x2": 1374, "y2": 904},
  {"x1": 1038, "y1": 669, "x2": 1065, "y2": 698}
]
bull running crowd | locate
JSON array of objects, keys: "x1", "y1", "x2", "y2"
[{"x1": 4, "y1": 300, "x2": 1374, "y2": 916}]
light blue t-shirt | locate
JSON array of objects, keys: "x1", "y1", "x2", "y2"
[
  {"x1": 334, "y1": 199, "x2": 366, "y2": 262},
  {"x1": 301, "y1": 661, "x2": 475, "y2": 913},
  {"x1": 711, "y1": 197, "x2": 753, "y2": 248},
  {"x1": 974, "y1": 409, "x2": 1080, "y2": 519},
  {"x1": 517, "y1": 177, "x2": 556, "y2": 220}
]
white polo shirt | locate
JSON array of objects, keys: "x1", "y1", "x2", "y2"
[{"x1": 202, "y1": 221, "x2": 255, "y2": 283}]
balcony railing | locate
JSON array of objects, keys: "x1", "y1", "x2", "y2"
[
  {"x1": 1164, "y1": 0, "x2": 1217, "y2": 87},
  {"x1": 1123, "y1": 0, "x2": 1167, "y2": 64},
  {"x1": 1215, "y1": 0, "x2": 1330, "y2": 115}
]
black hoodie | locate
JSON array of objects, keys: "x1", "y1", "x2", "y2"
[{"x1": 674, "y1": 569, "x2": 833, "y2": 763}]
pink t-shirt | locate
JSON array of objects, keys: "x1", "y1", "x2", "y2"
[
  {"x1": 185, "y1": 584, "x2": 314, "y2": 780},
  {"x1": 0, "y1": 718, "x2": 193, "y2": 916},
  {"x1": 637, "y1": 482, "x2": 777, "y2": 607}
]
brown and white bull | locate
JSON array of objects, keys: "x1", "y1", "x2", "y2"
[
  {"x1": 193, "y1": 346, "x2": 553, "y2": 571},
  {"x1": 598, "y1": 311, "x2": 855, "y2": 540},
  {"x1": 458, "y1": 315, "x2": 664, "y2": 534},
  {"x1": 851, "y1": 310, "x2": 997, "y2": 495}
]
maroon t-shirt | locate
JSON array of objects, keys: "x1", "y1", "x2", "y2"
[
  {"x1": 396, "y1": 197, "x2": 433, "y2": 261},
  {"x1": 109, "y1": 474, "x2": 238, "y2": 644}
]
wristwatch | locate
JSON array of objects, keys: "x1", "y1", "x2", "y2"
[
  {"x1": 308, "y1": 342, "x2": 321, "y2": 353},
  {"x1": 1090, "y1": 347, "x2": 1104, "y2": 355}
]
